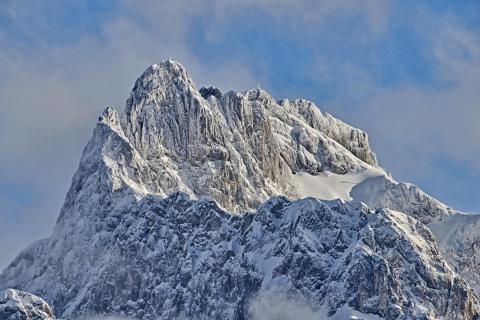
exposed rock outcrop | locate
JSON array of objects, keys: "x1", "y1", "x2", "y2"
[{"x1": 0, "y1": 289, "x2": 55, "y2": 320}]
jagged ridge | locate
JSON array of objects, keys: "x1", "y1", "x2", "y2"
[
  {"x1": 118, "y1": 60, "x2": 378, "y2": 212},
  {"x1": 1, "y1": 60, "x2": 479, "y2": 320}
]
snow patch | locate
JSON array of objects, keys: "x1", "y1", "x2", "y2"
[{"x1": 293, "y1": 167, "x2": 384, "y2": 201}]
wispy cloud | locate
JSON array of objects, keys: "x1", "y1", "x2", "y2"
[{"x1": 342, "y1": 11, "x2": 480, "y2": 208}]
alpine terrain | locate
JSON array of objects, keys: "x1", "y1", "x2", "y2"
[{"x1": 1, "y1": 60, "x2": 479, "y2": 320}]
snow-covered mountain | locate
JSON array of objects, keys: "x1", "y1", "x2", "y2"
[
  {"x1": 1, "y1": 60, "x2": 479, "y2": 320},
  {"x1": 0, "y1": 289, "x2": 55, "y2": 320},
  {"x1": 430, "y1": 213, "x2": 480, "y2": 292}
]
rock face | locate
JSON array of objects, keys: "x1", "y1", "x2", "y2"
[
  {"x1": 2, "y1": 195, "x2": 478, "y2": 320},
  {"x1": 351, "y1": 175, "x2": 458, "y2": 224},
  {"x1": 1, "y1": 60, "x2": 479, "y2": 320},
  {"x1": 118, "y1": 60, "x2": 377, "y2": 212},
  {"x1": 429, "y1": 213, "x2": 480, "y2": 293},
  {"x1": 349, "y1": 174, "x2": 480, "y2": 292},
  {"x1": 0, "y1": 289, "x2": 55, "y2": 320}
]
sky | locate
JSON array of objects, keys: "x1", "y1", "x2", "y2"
[{"x1": 0, "y1": 0, "x2": 479, "y2": 270}]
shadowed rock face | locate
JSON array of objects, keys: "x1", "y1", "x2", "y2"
[
  {"x1": 0, "y1": 60, "x2": 479, "y2": 320},
  {"x1": 2, "y1": 195, "x2": 478, "y2": 320},
  {"x1": 0, "y1": 289, "x2": 55, "y2": 320}
]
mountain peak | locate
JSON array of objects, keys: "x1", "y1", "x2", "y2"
[
  {"x1": 147, "y1": 59, "x2": 192, "y2": 85},
  {"x1": 2, "y1": 58, "x2": 480, "y2": 320},
  {"x1": 125, "y1": 59, "x2": 197, "y2": 115},
  {"x1": 107, "y1": 59, "x2": 385, "y2": 212},
  {"x1": 147, "y1": 59, "x2": 189, "y2": 76}
]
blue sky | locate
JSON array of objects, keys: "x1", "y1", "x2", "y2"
[{"x1": 0, "y1": 0, "x2": 479, "y2": 269}]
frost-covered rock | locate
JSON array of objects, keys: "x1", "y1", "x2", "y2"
[
  {"x1": 348, "y1": 174, "x2": 480, "y2": 292},
  {"x1": 351, "y1": 175, "x2": 457, "y2": 224},
  {"x1": 118, "y1": 60, "x2": 377, "y2": 212},
  {"x1": 0, "y1": 289, "x2": 55, "y2": 320},
  {"x1": 429, "y1": 213, "x2": 480, "y2": 293},
  {"x1": 1, "y1": 195, "x2": 477, "y2": 320},
  {"x1": 1, "y1": 59, "x2": 479, "y2": 320}
]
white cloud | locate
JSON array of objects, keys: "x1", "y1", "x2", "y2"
[{"x1": 353, "y1": 13, "x2": 480, "y2": 172}]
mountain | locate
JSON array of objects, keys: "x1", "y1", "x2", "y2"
[
  {"x1": 429, "y1": 213, "x2": 480, "y2": 292},
  {"x1": 0, "y1": 289, "x2": 55, "y2": 320},
  {"x1": 1, "y1": 60, "x2": 479, "y2": 320}
]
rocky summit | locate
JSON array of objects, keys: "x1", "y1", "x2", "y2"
[{"x1": 1, "y1": 60, "x2": 479, "y2": 320}]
